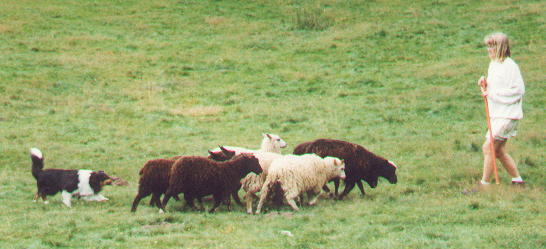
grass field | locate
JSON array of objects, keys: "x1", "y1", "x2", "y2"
[{"x1": 0, "y1": 0, "x2": 544, "y2": 248}]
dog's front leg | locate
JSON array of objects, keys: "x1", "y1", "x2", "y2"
[{"x1": 61, "y1": 191, "x2": 72, "y2": 207}]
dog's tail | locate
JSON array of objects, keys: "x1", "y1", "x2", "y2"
[{"x1": 30, "y1": 148, "x2": 44, "y2": 180}]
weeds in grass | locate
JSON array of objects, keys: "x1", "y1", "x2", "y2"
[{"x1": 291, "y1": 5, "x2": 333, "y2": 31}]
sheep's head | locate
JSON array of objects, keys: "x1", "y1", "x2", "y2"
[
  {"x1": 325, "y1": 157, "x2": 346, "y2": 180},
  {"x1": 262, "y1": 133, "x2": 287, "y2": 152},
  {"x1": 241, "y1": 153, "x2": 263, "y2": 175},
  {"x1": 208, "y1": 146, "x2": 236, "y2": 161},
  {"x1": 382, "y1": 160, "x2": 398, "y2": 184}
]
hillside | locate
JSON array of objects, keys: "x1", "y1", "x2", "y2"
[{"x1": 0, "y1": 0, "x2": 544, "y2": 248}]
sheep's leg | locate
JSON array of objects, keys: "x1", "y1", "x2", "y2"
[
  {"x1": 184, "y1": 195, "x2": 198, "y2": 211},
  {"x1": 196, "y1": 197, "x2": 205, "y2": 211},
  {"x1": 244, "y1": 192, "x2": 256, "y2": 214},
  {"x1": 255, "y1": 182, "x2": 271, "y2": 214},
  {"x1": 152, "y1": 193, "x2": 164, "y2": 208},
  {"x1": 232, "y1": 183, "x2": 244, "y2": 207},
  {"x1": 41, "y1": 193, "x2": 49, "y2": 204},
  {"x1": 231, "y1": 191, "x2": 243, "y2": 207},
  {"x1": 146, "y1": 192, "x2": 159, "y2": 207},
  {"x1": 161, "y1": 191, "x2": 174, "y2": 212},
  {"x1": 308, "y1": 188, "x2": 321, "y2": 206},
  {"x1": 338, "y1": 180, "x2": 356, "y2": 200},
  {"x1": 356, "y1": 180, "x2": 366, "y2": 196},
  {"x1": 333, "y1": 178, "x2": 340, "y2": 197},
  {"x1": 224, "y1": 194, "x2": 232, "y2": 212},
  {"x1": 322, "y1": 184, "x2": 332, "y2": 197},
  {"x1": 131, "y1": 192, "x2": 148, "y2": 212},
  {"x1": 308, "y1": 194, "x2": 319, "y2": 206},
  {"x1": 286, "y1": 199, "x2": 299, "y2": 211},
  {"x1": 209, "y1": 194, "x2": 222, "y2": 213},
  {"x1": 33, "y1": 192, "x2": 39, "y2": 202},
  {"x1": 285, "y1": 193, "x2": 300, "y2": 211}
]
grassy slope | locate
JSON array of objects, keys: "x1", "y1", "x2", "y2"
[{"x1": 0, "y1": 0, "x2": 544, "y2": 248}]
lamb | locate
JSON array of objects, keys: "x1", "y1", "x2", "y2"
[
  {"x1": 161, "y1": 153, "x2": 262, "y2": 213},
  {"x1": 209, "y1": 133, "x2": 287, "y2": 154},
  {"x1": 293, "y1": 138, "x2": 398, "y2": 200},
  {"x1": 214, "y1": 146, "x2": 284, "y2": 214},
  {"x1": 255, "y1": 154, "x2": 346, "y2": 213},
  {"x1": 130, "y1": 150, "x2": 237, "y2": 213}
]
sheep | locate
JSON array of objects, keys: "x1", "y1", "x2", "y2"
[
  {"x1": 131, "y1": 150, "x2": 237, "y2": 213},
  {"x1": 131, "y1": 158, "x2": 178, "y2": 212},
  {"x1": 255, "y1": 154, "x2": 345, "y2": 213},
  {"x1": 214, "y1": 146, "x2": 284, "y2": 214},
  {"x1": 209, "y1": 133, "x2": 287, "y2": 154},
  {"x1": 293, "y1": 138, "x2": 398, "y2": 200},
  {"x1": 207, "y1": 133, "x2": 287, "y2": 211},
  {"x1": 161, "y1": 153, "x2": 263, "y2": 213}
]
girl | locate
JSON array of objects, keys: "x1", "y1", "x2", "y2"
[{"x1": 477, "y1": 32, "x2": 525, "y2": 186}]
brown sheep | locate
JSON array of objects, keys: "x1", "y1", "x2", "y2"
[
  {"x1": 130, "y1": 158, "x2": 179, "y2": 212},
  {"x1": 130, "y1": 150, "x2": 236, "y2": 213},
  {"x1": 293, "y1": 139, "x2": 397, "y2": 199},
  {"x1": 161, "y1": 153, "x2": 262, "y2": 213}
]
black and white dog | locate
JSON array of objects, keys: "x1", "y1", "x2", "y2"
[{"x1": 30, "y1": 148, "x2": 114, "y2": 207}]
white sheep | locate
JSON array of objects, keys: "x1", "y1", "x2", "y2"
[
  {"x1": 255, "y1": 154, "x2": 346, "y2": 214},
  {"x1": 209, "y1": 133, "x2": 287, "y2": 154}
]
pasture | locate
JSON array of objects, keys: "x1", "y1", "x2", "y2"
[{"x1": 0, "y1": 0, "x2": 544, "y2": 248}]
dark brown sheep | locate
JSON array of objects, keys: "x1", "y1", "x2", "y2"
[
  {"x1": 131, "y1": 158, "x2": 179, "y2": 212},
  {"x1": 293, "y1": 139, "x2": 397, "y2": 199},
  {"x1": 207, "y1": 146, "x2": 236, "y2": 161},
  {"x1": 205, "y1": 146, "x2": 244, "y2": 206},
  {"x1": 161, "y1": 153, "x2": 262, "y2": 213},
  {"x1": 131, "y1": 149, "x2": 238, "y2": 213}
]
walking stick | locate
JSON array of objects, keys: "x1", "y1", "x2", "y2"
[{"x1": 482, "y1": 85, "x2": 500, "y2": 184}]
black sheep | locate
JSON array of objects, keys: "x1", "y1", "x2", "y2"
[
  {"x1": 293, "y1": 139, "x2": 397, "y2": 199},
  {"x1": 161, "y1": 153, "x2": 262, "y2": 213},
  {"x1": 131, "y1": 149, "x2": 238, "y2": 213}
]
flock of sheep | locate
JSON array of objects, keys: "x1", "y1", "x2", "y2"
[{"x1": 131, "y1": 134, "x2": 399, "y2": 214}]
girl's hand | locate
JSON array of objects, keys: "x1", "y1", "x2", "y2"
[
  {"x1": 478, "y1": 76, "x2": 487, "y2": 88},
  {"x1": 480, "y1": 87, "x2": 488, "y2": 97},
  {"x1": 478, "y1": 76, "x2": 487, "y2": 96}
]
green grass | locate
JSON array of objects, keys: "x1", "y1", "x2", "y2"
[{"x1": 0, "y1": 0, "x2": 544, "y2": 248}]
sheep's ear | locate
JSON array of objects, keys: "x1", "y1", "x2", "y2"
[
  {"x1": 388, "y1": 160, "x2": 398, "y2": 169},
  {"x1": 208, "y1": 150, "x2": 214, "y2": 155},
  {"x1": 219, "y1": 146, "x2": 230, "y2": 154},
  {"x1": 263, "y1": 133, "x2": 272, "y2": 139}
]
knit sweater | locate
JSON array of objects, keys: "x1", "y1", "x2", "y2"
[{"x1": 486, "y1": 57, "x2": 525, "y2": 119}]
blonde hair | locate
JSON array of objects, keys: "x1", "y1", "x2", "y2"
[{"x1": 484, "y1": 32, "x2": 511, "y2": 62}]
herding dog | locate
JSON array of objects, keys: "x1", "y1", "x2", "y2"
[{"x1": 30, "y1": 148, "x2": 114, "y2": 207}]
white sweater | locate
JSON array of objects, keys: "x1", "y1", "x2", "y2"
[{"x1": 486, "y1": 57, "x2": 525, "y2": 119}]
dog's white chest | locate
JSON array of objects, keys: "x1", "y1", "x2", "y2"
[{"x1": 77, "y1": 170, "x2": 95, "y2": 196}]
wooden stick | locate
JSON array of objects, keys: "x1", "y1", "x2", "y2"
[{"x1": 483, "y1": 95, "x2": 500, "y2": 184}]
